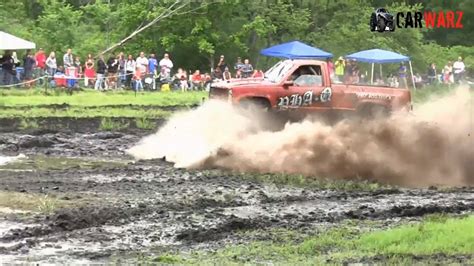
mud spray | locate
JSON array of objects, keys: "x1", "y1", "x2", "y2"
[{"x1": 128, "y1": 87, "x2": 474, "y2": 187}]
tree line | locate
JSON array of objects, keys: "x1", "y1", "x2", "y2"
[{"x1": 1, "y1": 0, "x2": 472, "y2": 75}]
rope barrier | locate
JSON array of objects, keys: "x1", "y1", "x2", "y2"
[
  {"x1": 0, "y1": 75, "x2": 48, "y2": 88},
  {"x1": 0, "y1": 72, "x2": 144, "y2": 88}
]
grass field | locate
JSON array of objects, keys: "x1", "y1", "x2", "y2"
[
  {"x1": 0, "y1": 84, "x2": 470, "y2": 119},
  {"x1": 146, "y1": 215, "x2": 474, "y2": 264},
  {"x1": 0, "y1": 106, "x2": 172, "y2": 118},
  {"x1": 0, "y1": 89, "x2": 207, "y2": 107}
]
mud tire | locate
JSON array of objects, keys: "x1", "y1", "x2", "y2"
[
  {"x1": 357, "y1": 104, "x2": 390, "y2": 119},
  {"x1": 377, "y1": 17, "x2": 386, "y2": 32}
]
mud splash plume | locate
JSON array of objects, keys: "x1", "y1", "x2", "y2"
[{"x1": 128, "y1": 87, "x2": 474, "y2": 187}]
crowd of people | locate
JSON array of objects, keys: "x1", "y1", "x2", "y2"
[
  {"x1": 0, "y1": 47, "x2": 466, "y2": 91},
  {"x1": 0, "y1": 48, "x2": 265, "y2": 92},
  {"x1": 331, "y1": 55, "x2": 466, "y2": 88}
]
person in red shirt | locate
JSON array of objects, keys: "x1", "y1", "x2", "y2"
[
  {"x1": 35, "y1": 48, "x2": 46, "y2": 84},
  {"x1": 190, "y1": 70, "x2": 203, "y2": 90},
  {"x1": 132, "y1": 66, "x2": 143, "y2": 91},
  {"x1": 251, "y1": 69, "x2": 264, "y2": 78}
]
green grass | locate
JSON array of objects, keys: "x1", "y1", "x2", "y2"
[
  {"x1": 146, "y1": 215, "x2": 474, "y2": 264},
  {"x1": 229, "y1": 172, "x2": 386, "y2": 191},
  {"x1": 0, "y1": 191, "x2": 78, "y2": 213},
  {"x1": 18, "y1": 118, "x2": 39, "y2": 129},
  {"x1": 0, "y1": 107, "x2": 171, "y2": 118},
  {"x1": 358, "y1": 215, "x2": 474, "y2": 255},
  {"x1": 135, "y1": 117, "x2": 156, "y2": 129},
  {"x1": 99, "y1": 118, "x2": 130, "y2": 131},
  {"x1": 0, "y1": 88, "x2": 207, "y2": 107}
]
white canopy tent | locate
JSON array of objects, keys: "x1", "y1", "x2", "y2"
[{"x1": 0, "y1": 31, "x2": 36, "y2": 50}]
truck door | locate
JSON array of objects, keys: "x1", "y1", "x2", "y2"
[{"x1": 276, "y1": 64, "x2": 332, "y2": 110}]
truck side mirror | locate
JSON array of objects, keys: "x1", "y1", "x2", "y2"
[{"x1": 283, "y1": 80, "x2": 293, "y2": 86}]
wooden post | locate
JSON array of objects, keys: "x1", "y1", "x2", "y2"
[
  {"x1": 371, "y1": 63, "x2": 374, "y2": 84},
  {"x1": 409, "y1": 60, "x2": 416, "y2": 91}
]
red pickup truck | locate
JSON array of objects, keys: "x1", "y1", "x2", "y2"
[{"x1": 209, "y1": 59, "x2": 412, "y2": 118}]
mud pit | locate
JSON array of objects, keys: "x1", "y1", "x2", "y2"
[{"x1": 0, "y1": 129, "x2": 473, "y2": 263}]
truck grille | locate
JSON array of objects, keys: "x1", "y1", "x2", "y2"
[{"x1": 209, "y1": 87, "x2": 228, "y2": 100}]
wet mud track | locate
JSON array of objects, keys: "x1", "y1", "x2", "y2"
[{"x1": 0, "y1": 131, "x2": 473, "y2": 263}]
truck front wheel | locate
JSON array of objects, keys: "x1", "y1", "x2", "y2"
[{"x1": 239, "y1": 98, "x2": 271, "y2": 112}]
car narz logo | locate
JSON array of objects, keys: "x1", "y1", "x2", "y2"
[{"x1": 370, "y1": 7, "x2": 464, "y2": 32}]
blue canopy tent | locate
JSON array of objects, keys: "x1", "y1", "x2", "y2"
[
  {"x1": 345, "y1": 49, "x2": 415, "y2": 89},
  {"x1": 260, "y1": 41, "x2": 333, "y2": 59}
]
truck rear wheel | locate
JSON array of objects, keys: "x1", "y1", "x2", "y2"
[{"x1": 357, "y1": 104, "x2": 390, "y2": 119}]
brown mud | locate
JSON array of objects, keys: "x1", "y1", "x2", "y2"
[
  {"x1": 0, "y1": 130, "x2": 473, "y2": 263},
  {"x1": 0, "y1": 117, "x2": 165, "y2": 133}
]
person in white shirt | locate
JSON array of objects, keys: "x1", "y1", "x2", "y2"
[
  {"x1": 125, "y1": 54, "x2": 136, "y2": 88},
  {"x1": 159, "y1": 53, "x2": 173, "y2": 81},
  {"x1": 135, "y1": 52, "x2": 148, "y2": 75},
  {"x1": 452, "y1": 56, "x2": 465, "y2": 84}
]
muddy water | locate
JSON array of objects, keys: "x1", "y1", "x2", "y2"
[{"x1": 0, "y1": 131, "x2": 473, "y2": 263}]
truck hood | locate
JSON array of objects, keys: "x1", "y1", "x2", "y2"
[{"x1": 212, "y1": 78, "x2": 272, "y2": 89}]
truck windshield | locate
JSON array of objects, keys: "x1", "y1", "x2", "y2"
[{"x1": 264, "y1": 60, "x2": 293, "y2": 83}]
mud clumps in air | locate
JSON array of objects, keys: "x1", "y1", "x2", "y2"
[{"x1": 128, "y1": 87, "x2": 474, "y2": 187}]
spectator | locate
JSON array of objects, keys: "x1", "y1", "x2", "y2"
[
  {"x1": 107, "y1": 53, "x2": 119, "y2": 89},
  {"x1": 190, "y1": 70, "x2": 203, "y2": 90},
  {"x1": 159, "y1": 53, "x2": 173, "y2": 82},
  {"x1": 74, "y1": 56, "x2": 82, "y2": 74},
  {"x1": 388, "y1": 74, "x2": 399, "y2": 87},
  {"x1": 443, "y1": 61, "x2": 453, "y2": 84},
  {"x1": 45, "y1": 52, "x2": 57, "y2": 79},
  {"x1": 335, "y1": 57, "x2": 345, "y2": 82},
  {"x1": 34, "y1": 48, "x2": 46, "y2": 84},
  {"x1": 118, "y1": 52, "x2": 126, "y2": 88},
  {"x1": 66, "y1": 58, "x2": 79, "y2": 90},
  {"x1": 63, "y1": 48, "x2": 73, "y2": 68},
  {"x1": 235, "y1": 69, "x2": 242, "y2": 79},
  {"x1": 23, "y1": 51, "x2": 36, "y2": 87},
  {"x1": 148, "y1": 53, "x2": 158, "y2": 90},
  {"x1": 84, "y1": 54, "x2": 95, "y2": 87},
  {"x1": 344, "y1": 59, "x2": 352, "y2": 83},
  {"x1": 95, "y1": 55, "x2": 107, "y2": 91},
  {"x1": 241, "y1": 59, "x2": 253, "y2": 78},
  {"x1": 453, "y1": 56, "x2": 465, "y2": 84},
  {"x1": 53, "y1": 66, "x2": 67, "y2": 88},
  {"x1": 12, "y1": 51, "x2": 20, "y2": 66},
  {"x1": 223, "y1": 67, "x2": 232, "y2": 81},
  {"x1": 217, "y1": 55, "x2": 227, "y2": 75},
  {"x1": 125, "y1": 54, "x2": 136, "y2": 88},
  {"x1": 327, "y1": 59, "x2": 334, "y2": 78},
  {"x1": 252, "y1": 69, "x2": 264, "y2": 78},
  {"x1": 203, "y1": 72, "x2": 212, "y2": 91},
  {"x1": 398, "y1": 62, "x2": 407, "y2": 88},
  {"x1": 213, "y1": 67, "x2": 222, "y2": 80},
  {"x1": 427, "y1": 63, "x2": 436, "y2": 85},
  {"x1": 351, "y1": 61, "x2": 360, "y2": 84},
  {"x1": 414, "y1": 73, "x2": 423, "y2": 88},
  {"x1": 234, "y1": 57, "x2": 244, "y2": 72},
  {"x1": 174, "y1": 68, "x2": 188, "y2": 92},
  {"x1": 132, "y1": 66, "x2": 143, "y2": 91},
  {"x1": 136, "y1": 52, "x2": 148, "y2": 75},
  {"x1": 1, "y1": 51, "x2": 14, "y2": 85},
  {"x1": 148, "y1": 53, "x2": 158, "y2": 75}
]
